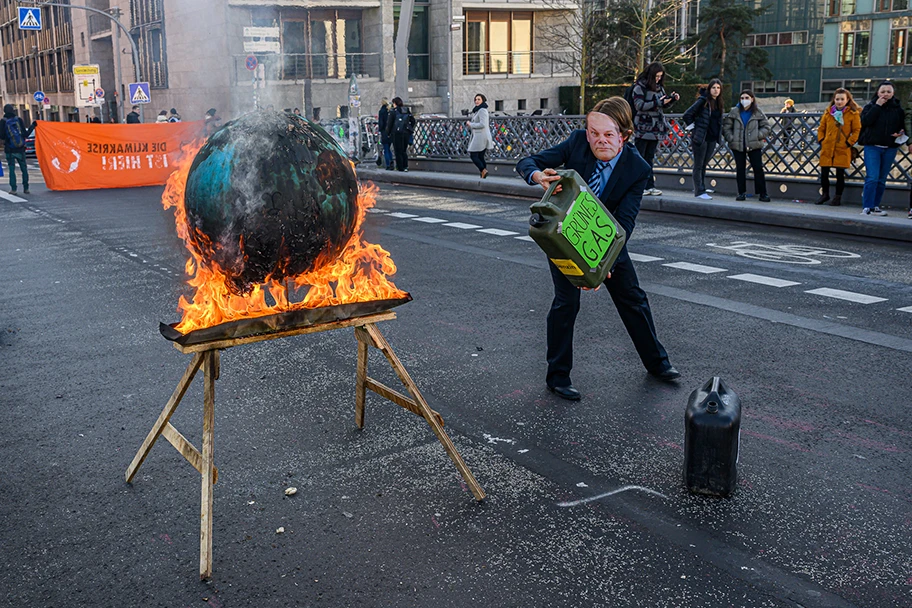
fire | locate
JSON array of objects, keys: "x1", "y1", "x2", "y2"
[{"x1": 162, "y1": 140, "x2": 407, "y2": 334}]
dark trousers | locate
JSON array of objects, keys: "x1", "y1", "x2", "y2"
[
  {"x1": 732, "y1": 148, "x2": 767, "y2": 196},
  {"x1": 546, "y1": 255, "x2": 671, "y2": 387},
  {"x1": 634, "y1": 138, "x2": 659, "y2": 190},
  {"x1": 380, "y1": 137, "x2": 393, "y2": 169},
  {"x1": 692, "y1": 139, "x2": 718, "y2": 195},
  {"x1": 6, "y1": 151, "x2": 27, "y2": 192},
  {"x1": 821, "y1": 167, "x2": 846, "y2": 196},
  {"x1": 392, "y1": 132, "x2": 410, "y2": 170},
  {"x1": 469, "y1": 150, "x2": 486, "y2": 172}
]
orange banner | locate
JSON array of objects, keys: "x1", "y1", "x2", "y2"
[{"x1": 35, "y1": 120, "x2": 206, "y2": 191}]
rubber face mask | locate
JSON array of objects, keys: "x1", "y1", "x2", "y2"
[{"x1": 740, "y1": 99, "x2": 752, "y2": 109}]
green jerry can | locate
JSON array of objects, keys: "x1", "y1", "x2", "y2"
[{"x1": 528, "y1": 169, "x2": 627, "y2": 289}]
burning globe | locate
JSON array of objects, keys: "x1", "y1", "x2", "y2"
[{"x1": 162, "y1": 111, "x2": 409, "y2": 336}]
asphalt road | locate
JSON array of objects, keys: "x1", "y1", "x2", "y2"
[{"x1": 1, "y1": 181, "x2": 910, "y2": 608}]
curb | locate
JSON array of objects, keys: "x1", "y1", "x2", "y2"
[{"x1": 358, "y1": 168, "x2": 912, "y2": 244}]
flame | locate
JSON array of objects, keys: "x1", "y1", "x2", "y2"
[{"x1": 162, "y1": 140, "x2": 407, "y2": 334}]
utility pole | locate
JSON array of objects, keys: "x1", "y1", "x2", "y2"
[{"x1": 112, "y1": 6, "x2": 125, "y2": 123}]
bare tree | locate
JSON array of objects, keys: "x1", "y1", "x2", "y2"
[{"x1": 604, "y1": 0, "x2": 696, "y2": 81}]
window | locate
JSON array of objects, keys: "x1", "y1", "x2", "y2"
[
  {"x1": 745, "y1": 30, "x2": 809, "y2": 47},
  {"x1": 839, "y1": 21, "x2": 871, "y2": 67},
  {"x1": 890, "y1": 17, "x2": 912, "y2": 65},
  {"x1": 281, "y1": 10, "x2": 364, "y2": 80},
  {"x1": 518, "y1": 99, "x2": 526, "y2": 110},
  {"x1": 879, "y1": 0, "x2": 909, "y2": 10},
  {"x1": 743, "y1": 80, "x2": 806, "y2": 94},
  {"x1": 494, "y1": 99, "x2": 503, "y2": 111},
  {"x1": 540, "y1": 98, "x2": 549, "y2": 109},
  {"x1": 394, "y1": 1, "x2": 430, "y2": 80},
  {"x1": 829, "y1": 0, "x2": 856, "y2": 15},
  {"x1": 131, "y1": 0, "x2": 167, "y2": 88},
  {"x1": 464, "y1": 11, "x2": 534, "y2": 75}
]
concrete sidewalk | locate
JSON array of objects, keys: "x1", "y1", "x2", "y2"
[{"x1": 358, "y1": 167, "x2": 912, "y2": 244}]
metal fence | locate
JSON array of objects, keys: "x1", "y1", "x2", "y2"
[{"x1": 355, "y1": 113, "x2": 912, "y2": 184}]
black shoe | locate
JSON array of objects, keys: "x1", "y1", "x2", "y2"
[
  {"x1": 814, "y1": 194, "x2": 830, "y2": 205},
  {"x1": 759, "y1": 194, "x2": 771, "y2": 202},
  {"x1": 735, "y1": 194, "x2": 746, "y2": 201},
  {"x1": 829, "y1": 195, "x2": 841, "y2": 207},
  {"x1": 22, "y1": 189, "x2": 29, "y2": 194},
  {"x1": 547, "y1": 384, "x2": 581, "y2": 401},
  {"x1": 649, "y1": 366, "x2": 681, "y2": 381}
]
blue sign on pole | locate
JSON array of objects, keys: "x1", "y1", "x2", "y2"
[
  {"x1": 18, "y1": 7, "x2": 42, "y2": 30},
  {"x1": 128, "y1": 82, "x2": 152, "y2": 105},
  {"x1": 33, "y1": 91, "x2": 45, "y2": 103}
]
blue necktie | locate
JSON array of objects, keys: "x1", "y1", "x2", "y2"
[{"x1": 588, "y1": 160, "x2": 609, "y2": 197}]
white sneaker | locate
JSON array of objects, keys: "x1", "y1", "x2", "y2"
[
  {"x1": 860, "y1": 208, "x2": 871, "y2": 215},
  {"x1": 650, "y1": 188, "x2": 663, "y2": 196},
  {"x1": 696, "y1": 193, "x2": 713, "y2": 200},
  {"x1": 643, "y1": 189, "x2": 653, "y2": 196},
  {"x1": 872, "y1": 207, "x2": 888, "y2": 216}
]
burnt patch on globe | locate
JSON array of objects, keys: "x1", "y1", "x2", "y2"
[{"x1": 183, "y1": 111, "x2": 359, "y2": 293}]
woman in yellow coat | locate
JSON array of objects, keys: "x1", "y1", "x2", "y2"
[{"x1": 816, "y1": 88, "x2": 861, "y2": 206}]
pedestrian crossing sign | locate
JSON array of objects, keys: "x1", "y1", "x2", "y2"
[
  {"x1": 18, "y1": 7, "x2": 42, "y2": 30},
  {"x1": 128, "y1": 82, "x2": 152, "y2": 105}
]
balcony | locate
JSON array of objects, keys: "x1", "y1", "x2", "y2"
[
  {"x1": 462, "y1": 49, "x2": 576, "y2": 78},
  {"x1": 233, "y1": 52, "x2": 382, "y2": 84}
]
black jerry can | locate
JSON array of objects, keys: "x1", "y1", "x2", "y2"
[{"x1": 684, "y1": 377, "x2": 742, "y2": 497}]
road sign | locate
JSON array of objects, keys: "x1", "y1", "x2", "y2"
[
  {"x1": 243, "y1": 26, "x2": 279, "y2": 38},
  {"x1": 33, "y1": 91, "x2": 45, "y2": 103},
  {"x1": 43, "y1": 98, "x2": 50, "y2": 106},
  {"x1": 243, "y1": 40, "x2": 279, "y2": 53},
  {"x1": 95, "y1": 88, "x2": 105, "y2": 99},
  {"x1": 245, "y1": 55, "x2": 258, "y2": 71},
  {"x1": 18, "y1": 7, "x2": 41, "y2": 30},
  {"x1": 128, "y1": 82, "x2": 151, "y2": 104},
  {"x1": 73, "y1": 65, "x2": 101, "y2": 108}
]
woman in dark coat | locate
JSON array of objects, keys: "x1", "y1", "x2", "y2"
[
  {"x1": 682, "y1": 78, "x2": 724, "y2": 199},
  {"x1": 632, "y1": 61, "x2": 679, "y2": 196},
  {"x1": 858, "y1": 81, "x2": 905, "y2": 216},
  {"x1": 377, "y1": 98, "x2": 393, "y2": 170},
  {"x1": 384, "y1": 97, "x2": 416, "y2": 172}
]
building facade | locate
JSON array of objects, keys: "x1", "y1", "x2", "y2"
[{"x1": 0, "y1": 0, "x2": 580, "y2": 124}]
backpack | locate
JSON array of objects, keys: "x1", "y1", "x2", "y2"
[
  {"x1": 5, "y1": 117, "x2": 24, "y2": 149},
  {"x1": 624, "y1": 84, "x2": 638, "y2": 122},
  {"x1": 392, "y1": 110, "x2": 412, "y2": 135}
]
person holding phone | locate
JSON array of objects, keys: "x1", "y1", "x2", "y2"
[{"x1": 632, "y1": 61, "x2": 678, "y2": 196}]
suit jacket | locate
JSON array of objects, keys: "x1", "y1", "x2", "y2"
[{"x1": 515, "y1": 129, "x2": 650, "y2": 243}]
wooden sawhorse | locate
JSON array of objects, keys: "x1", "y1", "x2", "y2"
[{"x1": 124, "y1": 311, "x2": 485, "y2": 579}]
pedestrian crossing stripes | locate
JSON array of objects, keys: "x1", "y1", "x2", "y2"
[
  {"x1": 898, "y1": 306, "x2": 912, "y2": 313},
  {"x1": 662, "y1": 262, "x2": 728, "y2": 274},
  {"x1": 411, "y1": 216, "x2": 448, "y2": 223},
  {"x1": 727, "y1": 274, "x2": 801, "y2": 288},
  {"x1": 628, "y1": 253, "x2": 664, "y2": 263},
  {"x1": 804, "y1": 288, "x2": 888, "y2": 304},
  {"x1": 477, "y1": 228, "x2": 519, "y2": 236},
  {"x1": 442, "y1": 222, "x2": 482, "y2": 229},
  {"x1": 387, "y1": 212, "x2": 418, "y2": 218}
]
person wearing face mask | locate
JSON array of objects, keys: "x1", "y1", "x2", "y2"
[
  {"x1": 722, "y1": 90, "x2": 771, "y2": 202},
  {"x1": 516, "y1": 97, "x2": 680, "y2": 401},
  {"x1": 815, "y1": 88, "x2": 861, "y2": 207},
  {"x1": 682, "y1": 79, "x2": 724, "y2": 199},
  {"x1": 858, "y1": 81, "x2": 905, "y2": 216},
  {"x1": 632, "y1": 61, "x2": 679, "y2": 196}
]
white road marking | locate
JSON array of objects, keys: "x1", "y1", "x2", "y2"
[
  {"x1": 663, "y1": 261, "x2": 728, "y2": 274},
  {"x1": 387, "y1": 212, "x2": 418, "y2": 218},
  {"x1": 366, "y1": 208, "x2": 388, "y2": 213},
  {"x1": 897, "y1": 306, "x2": 912, "y2": 313},
  {"x1": 629, "y1": 253, "x2": 664, "y2": 263},
  {"x1": 805, "y1": 288, "x2": 887, "y2": 304},
  {"x1": 515, "y1": 235, "x2": 535, "y2": 242},
  {"x1": 0, "y1": 190, "x2": 27, "y2": 203},
  {"x1": 727, "y1": 273, "x2": 801, "y2": 288},
  {"x1": 411, "y1": 216, "x2": 447, "y2": 223},
  {"x1": 443, "y1": 222, "x2": 482, "y2": 229},
  {"x1": 477, "y1": 228, "x2": 519, "y2": 236},
  {"x1": 556, "y1": 485, "x2": 669, "y2": 507},
  {"x1": 482, "y1": 433, "x2": 516, "y2": 445}
]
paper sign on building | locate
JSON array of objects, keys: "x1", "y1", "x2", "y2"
[{"x1": 73, "y1": 65, "x2": 102, "y2": 108}]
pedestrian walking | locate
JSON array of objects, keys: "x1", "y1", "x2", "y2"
[
  {"x1": 155, "y1": 110, "x2": 168, "y2": 123},
  {"x1": 516, "y1": 96, "x2": 680, "y2": 401},
  {"x1": 722, "y1": 90, "x2": 771, "y2": 202},
  {"x1": 467, "y1": 93, "x2": 494, "y2": 178},
  {"x1": 631, "y1": 61, "x2": 679, "y2": 196},
  {"x1": 126, "y1": 105, "x2": 141, "y2": 124},
  {"x1": 815, "y1": 88, "x2": 861, "y2": 207},
  {"x1": 385, "y1": 97, "x2": 415, "y2": 172},
  {"x1": 682, "y1": 78, "x2": 724, "y2": 199},
  {"x1": 376, "y1": 98, "x2": 393, "y2": 170},
  {"x1": 167, "y1": 108, "x2": 181, "y2": 123},
  {"x1": 1, "y1": 104, "x2": 36, "y2": 195},
  {"x1": 858, "y1": 80, "x2": 905, "y2": 216}
]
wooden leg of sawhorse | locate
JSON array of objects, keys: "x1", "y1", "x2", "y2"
[
  {"x1": 199, "y1": 349, "x2": 219, "y2": 580},
  {"x1": 355, "y1": 324, "x2": 485, "y2": 501}
]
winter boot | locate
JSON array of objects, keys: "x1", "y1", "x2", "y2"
[{"x1": 828, "y1": 195, "x2": 842, "y2": 207}]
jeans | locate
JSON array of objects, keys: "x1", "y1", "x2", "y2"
[
  {"x1": 381, "y1": 138, "x2": 393, "y2": 169},
  {"x1": 692, "y1": 139, "x2": 718, "y2": 195},
  {"x1": 6, "y1": 151, "x2": 27, "y2": 192},
  {"x1": 862, "y1": 146, "x2": 898, "y2": 210},
  {"x1": 732, "y1": 148, "x2": 767, "y2": 196},
  {"x1": 634, "y1": 138, "x2": 659, "y2": 190},
  {"x1": 469, "y1": 150, "x2": 486, "y2": 172}
]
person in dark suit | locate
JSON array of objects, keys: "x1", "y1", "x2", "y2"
[{"x1": 516, "y1": 97, "x2": 680, "y2": 401}]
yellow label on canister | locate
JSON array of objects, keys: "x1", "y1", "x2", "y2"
[{"x1": 551, "y1": 258, "x2": 584, "y2": 276}]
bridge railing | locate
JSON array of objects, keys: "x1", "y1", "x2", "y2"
[{"x1": 354, "y1": 113, "x2": 912, "y2": 184}]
